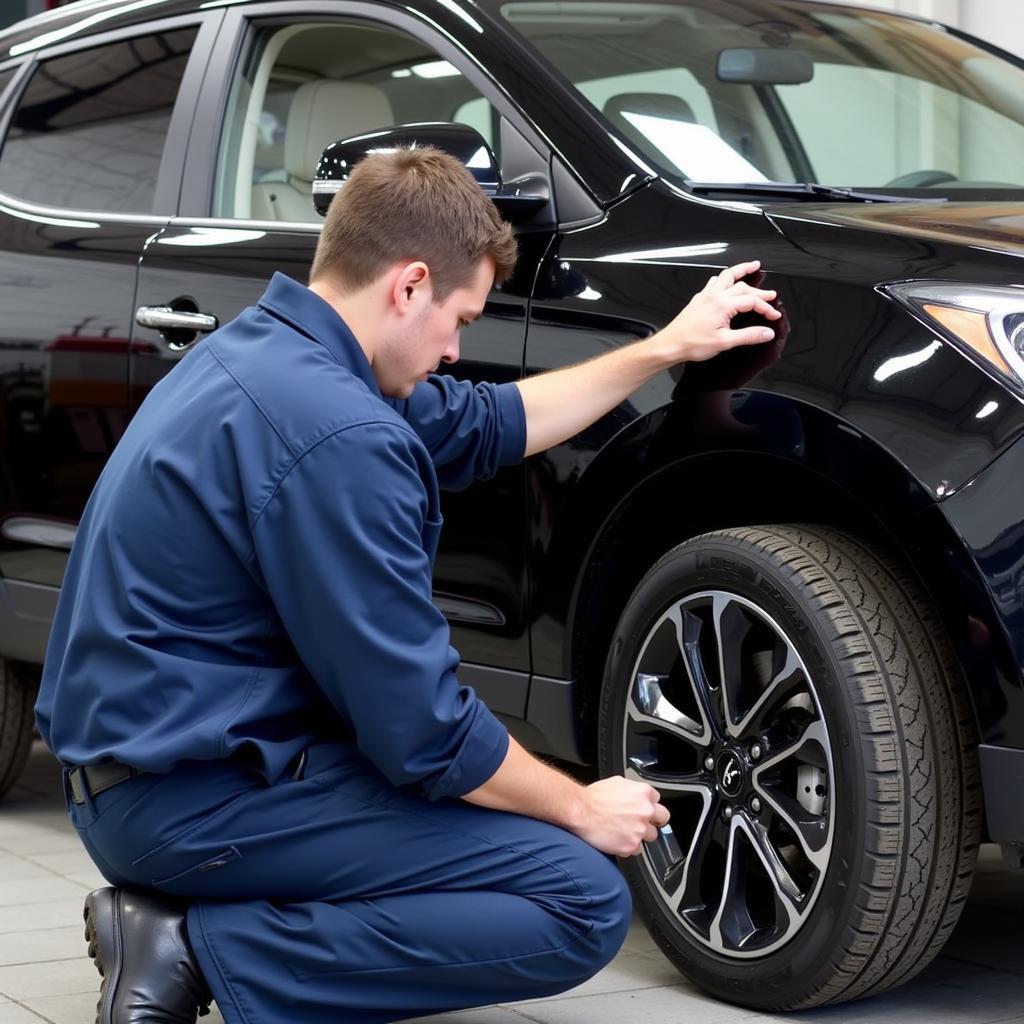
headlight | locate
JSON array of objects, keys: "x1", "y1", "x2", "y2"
[{"x1": 883, "y1": 282, "x2": 1024, "y2": 394}]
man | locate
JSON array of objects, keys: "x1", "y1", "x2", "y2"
[{"x1": 35, "y1": 147, "x2": 781, "y2": 1024}]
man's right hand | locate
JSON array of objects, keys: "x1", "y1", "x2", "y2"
[{"x1": 572, "y1": 776, "x2": 670, "y2": 858}]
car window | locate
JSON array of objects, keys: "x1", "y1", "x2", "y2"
[
  {"x1": 499, "y1": 0, "x2": 1024, "y2": 194},
  {"x1": 0, "y1": 27, "x2": 198, "y2": 213},
  {"x1": 215, "y1": 21, "x2": 500, "y2": 222},
  {"x1": 777, "y1": 63, "x2": 1024, "y2": 189}
]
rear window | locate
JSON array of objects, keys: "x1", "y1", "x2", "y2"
[{"x1": 0, "y1": 27, "x2": 197, "y2": 213}]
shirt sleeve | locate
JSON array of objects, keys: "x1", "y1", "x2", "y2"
[
  {"x1": 250, "y1": 421, "x2": 509, "y2": 800},
  {"x1": 389, "y1": 376, "x2": 526, "y2": 491}
]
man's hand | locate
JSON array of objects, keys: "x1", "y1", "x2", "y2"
[
  {"x1": 650, "y1": 260, "x2": 782, "y2": 365},
  {"x1": 516, "y1": 258, "x2": 784, "y2": 457},
  {"x1": 572, "y1": 776, "x2": 671, "y2": 858},
  {"x1": 462, "y1": 737, "x2": 669, "y2": 857}
]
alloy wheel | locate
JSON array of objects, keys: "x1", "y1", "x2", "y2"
[{"x1": 623, "y1": 590, "x2": 835, "y2": 958}]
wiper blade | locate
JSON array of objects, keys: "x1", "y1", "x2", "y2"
[{"x1": 685, "y1": 180, "x2": 948, "y2": 204}]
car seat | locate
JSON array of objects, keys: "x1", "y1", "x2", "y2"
[{"x1": 252, "y1": 80, "x2": 394, "y2": 222}]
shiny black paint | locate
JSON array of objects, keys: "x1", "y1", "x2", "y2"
[{"x1": 526, "y1": 180, "x2": 1024, "y2": 750}]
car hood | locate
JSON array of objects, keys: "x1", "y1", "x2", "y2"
[{"x1": 765, "y1": 200, "x2": 1024, "y2": 261}]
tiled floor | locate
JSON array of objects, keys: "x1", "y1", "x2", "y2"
[{"x1": 1, "y1": 740, "x2": 1021, "y2": 1024}]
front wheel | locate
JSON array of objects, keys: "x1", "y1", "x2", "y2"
[{"x1": 598, "y1": 525, "x2": 980, "y2": 1010}]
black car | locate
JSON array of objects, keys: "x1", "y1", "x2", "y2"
[{"x1": 0, "y1": 0, "x2": 1022, "y2": 1010}]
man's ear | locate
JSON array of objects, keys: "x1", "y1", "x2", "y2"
[{"x1": 392, "y1": 261, "x2": 431, "y2": 315}]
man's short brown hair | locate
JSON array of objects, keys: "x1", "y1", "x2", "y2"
[{"x1": 309, "y1": 146, "x2": 517, "y2": 301}]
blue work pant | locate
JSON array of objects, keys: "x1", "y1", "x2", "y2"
[{"x1": 66, "y1": 742, "x2": 632, "y2": 1024}]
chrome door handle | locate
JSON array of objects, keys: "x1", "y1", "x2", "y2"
[{"x1": 135, "y1": 306, "x2": 218, "y2": 333}]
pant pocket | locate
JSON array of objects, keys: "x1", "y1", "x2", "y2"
[{"x1": 151, "y1": 845, "x2": 242, "y2": 886}]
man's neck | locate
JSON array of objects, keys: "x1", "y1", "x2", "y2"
[{"x1": 307, "y1": 278, "x2": 378, "y2": 368}]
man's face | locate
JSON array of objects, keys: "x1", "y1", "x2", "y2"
[{"x1": 377, "y1": 256, "x2": 495, "y2": 398}]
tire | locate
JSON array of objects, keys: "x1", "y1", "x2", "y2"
[
  {"x1": 598, "y1": 525, "x2": 981, "y2": 1010},
  {"x1": 0, "y1": 659, "x2": 39, "y2": 800}
]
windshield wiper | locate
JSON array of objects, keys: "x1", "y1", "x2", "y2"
[{"x1": 685, "y1": 181, "x2": 948, "y2": 204}]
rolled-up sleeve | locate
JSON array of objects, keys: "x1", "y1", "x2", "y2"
[
  {"x1": 250, "y1": 421, "x2": 509, "y2": 799},
  {"x1": 391, "y1": 376, "x2": 526, "y2": 491}
]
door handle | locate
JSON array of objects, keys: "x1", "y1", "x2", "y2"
[{"x1": 135, "y1": 306, "x2": 218, "y2": 333}]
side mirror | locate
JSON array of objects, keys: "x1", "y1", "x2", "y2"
[
  {"x1": 312, "y1": 122, "x2": 548, "y2": 221},
  {"x1": 716, "y1": 47, "x2": 814, "y2": 85}
]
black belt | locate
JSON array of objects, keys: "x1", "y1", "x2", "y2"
[{"x1": 67, "y1": 762, "x2": 142, "y2": 805}]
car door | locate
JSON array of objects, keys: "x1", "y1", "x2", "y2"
[
  {"x1": 131, "y1": 1, "x2": 554, "y2": 699},
  {"x1": 0, "y1": 13, "x2": 219, "y2": 664}
]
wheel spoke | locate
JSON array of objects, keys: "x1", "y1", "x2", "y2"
[
  {"x1": 758, "y1": 717, "x2": 828, "y2": 770},
  {"x1": 671, "y1": 606, "x2": 719, "y2": 742},
  {"x1": 738, "y1": 814, "x2": 804, "y2": 912},
  {"x1": 673, "y1": 799, "x2": 728, "y2": 917},
  {"x1": 730, "y1": 642, "x2": 809, "y2": 739},
  {"x1": 712, "y1": 593, "x2": 753, "y2": 736},
  {"x1": 753, "y1": 718, "x2": 832, "y2": 868},
  {"x1": 627, "y1": 671, "x2": 709, "y2": 748},
  {"x1": 625, "y1": 763, "x2": 711, "y2": 795}
]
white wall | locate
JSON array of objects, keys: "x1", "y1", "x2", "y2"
[{"x1": 831, "y1": 0, "x2": 1024, "y2": 59}]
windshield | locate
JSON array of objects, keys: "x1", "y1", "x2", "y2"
[{"x1": 496, "y1": 0, "x2": 1024, "y2": 196}]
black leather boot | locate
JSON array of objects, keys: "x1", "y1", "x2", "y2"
[{"x1": 84, "y1": 888, "x2": 213, "y2": 1024}]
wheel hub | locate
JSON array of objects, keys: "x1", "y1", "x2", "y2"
[{"x1": 715, "y1": 748, "x2": 745, "y2": 799}]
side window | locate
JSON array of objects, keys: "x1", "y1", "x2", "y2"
[
  {"x1": 214, "y1": 21, "x2": 500, "y2": 222},
  {"x1": 0, "y1": 27, "x2": 197, "y2": 213}
]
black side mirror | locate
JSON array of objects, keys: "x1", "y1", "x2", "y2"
[{"x1": 312, "y1": 122, "x2": 548, "y2": 221}]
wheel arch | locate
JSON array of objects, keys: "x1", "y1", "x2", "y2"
[{"x1": 558, "y1": 394, "x2": 1009, "y2": 763}]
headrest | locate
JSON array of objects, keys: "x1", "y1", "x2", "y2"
[
  {"x1": 285, "y1": 81, "x2": 395, "y2": 182},
  {"x1": 602, "y1": 92, "x2": 697, "y2": 155},
  {"x1": 603, "y1": 92, "x2": 697, "y2": 127}
]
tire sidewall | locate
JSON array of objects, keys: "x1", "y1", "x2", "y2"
[{"x1": 599, "y1": 536, "x2": 879, "y2": 1005}]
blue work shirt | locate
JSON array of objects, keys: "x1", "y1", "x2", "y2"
[{"x1": 35, "y1": 273, "x2": 524, "y2": 800}]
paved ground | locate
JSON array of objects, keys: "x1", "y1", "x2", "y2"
[{"x1": 1, "y1": 740, "x2": 1021, "y2": 1024}]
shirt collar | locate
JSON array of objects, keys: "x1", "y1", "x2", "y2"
[{"x1": 257, "y1": 272, "x2": 381, "y2": 397}]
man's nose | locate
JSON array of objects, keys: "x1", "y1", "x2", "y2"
[{"x1": 442, "y1": 339, "x2": 460, "y2": 364}]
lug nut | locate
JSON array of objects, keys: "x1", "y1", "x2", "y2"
[
  {"x1": 750, "y1": 796, "x2": 762, "y2": 814},
  {"x1": 750, "y1": 743, "x2": 763, "y2": 761},
  {"x1": 704, "y1": 755, "x2": 715, "y2": 771},
  {"x1": 723, "y1": 806, "x2": 734, "y2": 821}
]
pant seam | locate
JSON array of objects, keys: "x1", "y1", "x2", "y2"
[
  {"x1": 290, "y1": 920, "x2": 595, "y2": 981},
  {"x1": 191, "y1": 903, "x2": 253, "y2": 1024}
]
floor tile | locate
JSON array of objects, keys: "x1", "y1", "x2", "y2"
[
  {"x1": 19, "y1": 991, "x2": 97, "y2": 1024},
  {"x1": 514, "y1": 951, "x2": 683, "y2": 1004},
  {"x1": 0, "y1": 836, "x2": 85, "y2": 859},
  {"x1": 0, "y1": 879, "x2": 92, "y2": 909},
  {"x1": 0, "y1": 1002, "x2": 48, "y2": 1024},
  {"x1": 0, "y1": 958, "x2": 97, "y2": 1000},
  {"x1": 506, "y1": 984, "x2": 755, "y2": 1024},
  {"x1": 21, "y1": 852, "x2": 96, "y2": 878},
  {"x1": 0, "y1": 903, "x2": 85, "y2": 937},
  {"x1": 0, "y1": 858, "x2": 51, "y2": 885},
  {"x1": 401, "y1": 1009, "x2": 539, "y2": 1024},
  {"x1": 0, "y1": 929, "x2": 86, "y2": 968}
]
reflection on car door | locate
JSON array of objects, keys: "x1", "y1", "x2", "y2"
[{"x1": 0, "y1": 23, "x2": 207, "y2": 662}]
